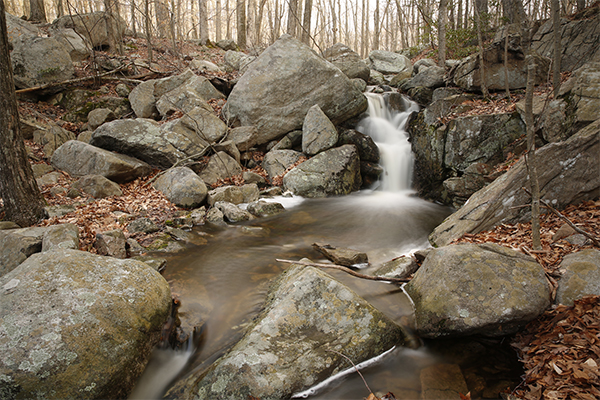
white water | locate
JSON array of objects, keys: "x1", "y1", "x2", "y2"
[{"x1": 358, "y1": 92, "x2": 419, "y2": 192}]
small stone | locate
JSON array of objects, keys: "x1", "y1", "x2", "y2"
[
  {"x1": 126, "y1": 238, "x2": 146, "y2": 257},
  {"x1": 0, "y1": 221, "x2": 20, "y2": 230},
  {"x1": 95, "y1": 229, "x2": 127, "y2": 258},
  {"x1": 246, "y1": 200, "x2": 285, "y2": 217},
  {"x1": 115, "y1": 83, "x2": 131, "y2": 97},
  {"x1": 127, "y1": 217, "x2": 160, "y2": 234}
]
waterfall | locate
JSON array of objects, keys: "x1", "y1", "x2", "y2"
[{"x1": 357, "y1": 92, "x2": 419, "y2": 192}]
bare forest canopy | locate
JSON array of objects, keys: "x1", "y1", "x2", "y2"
[{"x1": 5, "y1": 0, "x2": 593, "y2": 59}]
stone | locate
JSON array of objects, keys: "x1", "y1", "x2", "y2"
[
  {"x1": 205, "y1": 207, "x2": 225, "y2": 224},
  {"x1": 351, "y1": 78, "x2": 368, "y2": 92},
  {"x1": 213, "y1": 140, "x2": 241, "y2": 164},
  {"x1": 337, "y1": 128, "x2": 380, "y2": 163},
  {"x1": 0, "y1": 227, "x2": 47, "y2": 276},
  {"x1": 229, "y1": 126, "x2": 259, "y2": 151},
  {"x1": 0, "y1": 221, "x2": 20, "y2": 230},
  {"x1": 367, "y1": 50, "x2": 412, "y2": 75},
  {"x1": 420, "y1": 364, "x2": 468, "y2": 400},
  {"x1": 312, "y1": 242, "x2": 368, "y2": 266},
  {"x1": 405, "y1": 243, "x2": 550, "y2": 338},
  {"x1": 239, "y1": 183, "x2": 260, "y2": 203},
  {"x1": 95, "y1": 229, "x2": 127, "y2": 258},
  {"x1": 52, "y1": 140, "x2": 152, "y2": 183},
  {"x1": 5, "y1": 12, "x2": 39, "y2": 45},
  {"x1": 49, "y1": 27, "x2": 91, "y2": 61},
  {"x1": 42, "y1": 223, "x2": 79, "y2": 251},
  {"x1": 401, "y1": 66, "x2": 446, "y2": 90},
  {"x1": 115, "y1": 83, "x2": 131, "y2": 97},
  {"x1": 132, "y1": 255, "x2": 167, "y2": 272},
  {"x1": 556, "y1": 249, "x2": 600, "y2": 306},
  {"x1": 36, "y1": 171, "x2": 62, "y2": 186},
  {"x1": 222, "y1": 35, "x2": 367, "y2": 146},
  {"x1": 198, "y1": 152, "x2": 242, "y2": 186},
  {"x1": 223, "y1": 50, "x2": 256, "y2": 72},
  {"x1": 207, "y1": 185, "x2": 245, "y2": 206},
  {"x1": 0, "y1": 249, "x2": 171, "y2": 399},
  {"x1": 262, "y1": 150, "x2": 304, "y2": 181},
  {"x1": 216, "y1": 39, "x2": 237, "y2": 51},
  {"x1": 128, "y1": 80, "x2": 157, "y2": 119},
  {"x1": 190, "y1": 59, "x2": 222, "y2": 73},
  {"x1": 52, "y1": 12, "x2": 126, "y2": 48},
  {"x1": 155, "y1": 75, "x2": 224, "y2": 117},
  {"x1": 10, "y1": 35, "x2": 74, "y2": 89},
  {"x1": 429, "y1": 119, "x2": 600, "y2": 247},
  {"x1": 323, "y1": 43, "x2": 370, "y2": 81},
  {"x1": 369, "y1": 70, "x2": 387, "y2": 85},
  {"x1": 186, "y1": 264, "x2": 409, "y2": 400},
  {"x1": 214, "y1": 201, "x2": 254, "y2": 222},
  {"x1": 31, "y1": 163, "x2": 54, "y2": 178},
  {"x1": 243, "y1": 171, "x2": 266, "y2": 186},
  {"x1": 302, "y1": 104, "x2": 339, "y2": 156},
  {"x1": 283, "y1": 145, "x2": 362, "y2": 198},
  {"x1": 33, "y1": 123, "x2": 76, "y2": 158},
  {"x1": 424, "y1": 89, "x2": 476, "y2": 126},
  {"x1": 177, "y1": 105, "x2": 228, "y2": 143},
  {"x1": 558, "y1": 62, "x2": 600, "y2": 134},
  {"x1": 246, "y1": 200, "x2": 285, "y2": 217},
  {"x1": 153, "y1": 167, "x2": 208, "y2": 208},
  {"x1": 413, "y1": 58, "x2": 437, "y2": 74},
  {"x1": 127, "y1": 238, "x2": 146, "y2": 257},
  {"x1": 72, "y1": 175, "x2": 123, "y2": 198},
  {"x1": 127, "y1": 217, "x2": 160, "y2": 234},
  {"x1": 45, "y1": 204, "x2": 76, "y2": 218},
  {"x1": 87, "y1": 108, "x2": 116, "y2": 130},
  {"x1": 271, "y1": 130, "x2": 303, "y2": 151},
  {"x1": 374, "y1": 256, "x2": 419, "y2": 280}
]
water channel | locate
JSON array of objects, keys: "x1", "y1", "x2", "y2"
[{"x1": 130, "y1": 93, "x2": 522, "y2": 399}]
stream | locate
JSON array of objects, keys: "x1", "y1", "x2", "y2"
[{"x1": 130, "y1": 93, "x2": 522, "y2": 399}]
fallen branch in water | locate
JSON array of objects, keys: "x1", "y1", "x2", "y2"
[{"x1": 275, "y1": 259, "x2": 410, "y2": 284}]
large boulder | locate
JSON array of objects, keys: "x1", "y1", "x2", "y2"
[
  {"x1": 262, "y1": 149, "x2": 304, "y2": 180},
  {"x1": 429, "y1": 119, "x2": 600, "y2": 247},
  {"x1": 52, "y1": 12, "x2": 126, "y2": 48},
  {"x1": 556, "y1": 249, "x2": 600, "y2": 306},
  {"x1": 401, "y1": 66, "x2": 446, "y2": 90},
  {"x1": 0, "y1": 227, "x2": 46, "y2": 277},
  {"x1": 0, "y1": 249, "x2": 171, "y2": 399},
  {"x1": 323, "y1": 43, "x2": 370, "y2": 81},
  {"x1": 530, "y1": 6, "x2": 600, "y2": 72},
  {"x1": 222, "y1": 35, "x2": 367, "y2": 146},
  {"x1": 186, "y1": 264, "x2": 410, "y2": 400},
  {"x1": 5, "y1": 12, "x2": 39, "y2": 44},
  {"x1": 198, "y1": 151, "x2": 242, "y2": 186},
  {"x1": 367, "y1": 50, "x2": 412, "y2": 75},
  {"x1": 49, "y1": 27, "x2": 91, "y2": 61},
  {"x1": 10, "y1": 35, "x2": 74, "y2": 89},
  {"x1": 283, "y1": 144, "x2": 362, "y2": 197},
  {"x1": 405, "y1": 243, "x2": 550, "y2": 338},
  {"x1": 52, "y1": 140, "x2": 152, "y2": 183},
  {"x1": 153, "y1": 167, "x2": 208, "y2": 208},
  {"x1": 72, "y1": 174, "x2": 123, "y2": 198}
]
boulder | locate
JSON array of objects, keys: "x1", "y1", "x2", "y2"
[
  {"x1": 33, "y1": 123, "x2": 76, "y2": 158},
  {"x1": 10, "y1": 35, "x2": 74, "y2": 89},
  {"x1": 52, "y1": 12, "x2": 126, "y2": 48},
  {"x1": 262, "y1": 150, "x2": 304, "y2": 180},
  {"x1": 177, "y1": 105, "x2": 228, "y2": 143},
  {"x1": 423, "y1": 88, "x2": 476, "y2": 126},
  {"x1": 246, "y1": 200, "x2": 285, "y2": 217},
  {"x1": 323, "y1": 43, "x2": 370, "y2": 81},
  {"x1": 153, "y1": 167, "x2": 208, "y2": 208},
  {"x1": 270, "y1": 130, "x2": 303, "y2": 151},
  {"x1": 413, "y1": 58, "x2": 437, "y2": 74},
  {"x1": 5, "y1": 12, "x2": 39, "y2": 44},
  {"x1": 0, "y1": 249, "x2": 171, "y2": 399},
  {"x1": 312, "y1": 242, "x2": 368, "y2": 267},
  {"x1": 216, "y1": 39, "x2": 238, "y2": 51},
  {"x1": 207, "y1": 185, "x2": 244, "y2": 206},
  {"x1": 198, "y1": 151, "x2": 242, "y2": 186},
  {"x1": 36, "y1": 171, "x2": 62, "y2": 186},
  {"x1": 223, "y1": 50, "x2": 256, "y2": 72},
  {"x1": 557, "y1": 62, "x2": 600, "y2": 134},
  {"x1": 31, "y1": 163, "x2": 54, "y2": 178},
  {"x1": 87, "y1": 108, "x2": 115, "y2": 130},
  {"x1": 367, "y1": 50, "x2": 412, "y2": 75},
  {"x1": 95, "y1": 229, "x2": 127, "y2": 258},
  {"x1": 374, "y1": 256, "x2": 419, "y2": 280},
  {"x1": 337, "y1": 128, "x2": 380, "y2": 163},
  {"x1": 49, "y1": 27, "x2": 91, "y2": 61},
  {"x1": 420, "y1": 363, "x2": 469, "y2": 400},
  {"x1": 55, "y1": 89, "x2": 130, "y2": 123},
  {"x1": 155, "y1": 75, "x2": 225, "y2": 118},
  {"x1": 129, "y1": 80, "x2": 157, "y2": 119},
  {"x1": 229, "y1": 126, "x2": 259, "y2": 151},
  {"x1": 51, "y1": 140, "x2": 152, "y2": 183},
  {"x1": 530, "y1": 7, "x2": 600, "y2": 72},
  {"x1": 222, "y1": 35, "x2": 367, "y2": 146},
  {"x1": 190, "y1": 59, "x2": 222, "y2": 73},
  {"x1": 214, "y1": 201, "x2": 254, "y2": 222},
  {"x1": 450, "y1": 44, "x2": 550, "y2": 91},
  {"x1": 42, "y1": 223, "x2": 79, "y2": 252},
  {"x1": 0, "y1": 227, "x2": 47, "y2": 276},
  {"x1": 556, "y1": 249, "x2": 600, "y2": 306},
  {"x1": 283, "y1": 145, "x2": 362, "y2": 197},
  {"x1": 302, "y1": 104, "x2": 338, "y2": 156},
  {"x1": 405, "y1": 243, "x2": 550, "y2": 338},
  {"x1": 401, "y1": 66, "x2": 446, "y2": 90},
  {"x1": 127, "y1": 218, "x2": 160, "y2": 234},
  {"x1": 187, "y1": 264, "x2": 409, "y2": 400},
  {"x1": 429, "y1": 119, "x2": 600, "y2": 247},
  {"x1": 72, "y1": 174, "x2": 123, "y2": 198}
]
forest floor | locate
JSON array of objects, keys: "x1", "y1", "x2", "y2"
[{"x1": 13, "y1": 38, "x2": 600, "y2": 400}]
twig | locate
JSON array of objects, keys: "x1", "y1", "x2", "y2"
[
  {"x1": 521, "y1": 187, "x2": 600, "y2": 247},
  {"x1": 275, "y1": 259, "x2": 410, "y2": 284},
  {"x1": 326, "y1": 349, "x2": 372, "y2": 395}
]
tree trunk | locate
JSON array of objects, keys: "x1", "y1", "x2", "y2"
[
  {"x1": 360, "y1": 0, "x2": 366, "y2": 57},
  {"x1": 273, "y1": 0, "x2": 281, "y2": 42},
  {"x1": 104, "y1": 0, "x2": 124, "y2": 54},
  {"x1": 246, "y1": 0, "x2": 256, "y2": 45},
  {"x1": 329, "y1": 0, "x2": 337, "y2": 44},
  {"x1": 373, "y1": 0, "x2": 379, "y2": 50},
  {"x1": 438, "y1": 0, "x2": 447, "y2": 66},
  {"x1": 552, "y1": 0, "x2": 561, "y2": 98},
  {"x1": 0, "y1": 3, "x2": 47, "y2": 227},
  {"x1": 474, "y1": 0, "x2": 489, "y2": 98},
  {"x1": 301, "y1": 0, "x2": 313, "y2": 44},
  {"x1": 199, "y1": 0, "x2": 209, "y2": 44},
  {"x1": 457, "y1": 0, "x2": 463, "y2": 29},
  {"x1": 256, "y1": 0, "x2": 268, "y2": 45},
  {"x1": 215, "y1": 0, "x2": 222, "y2": 41},
  {"x1": 525, "y1": 58, "x2": 541, "y2": 250},
  {"x1": 237, "y1": 0, "x2": 246, "y2": 49},
  {"x1": 29, "y1": 0, "x2": 46, "y2": 22},
  {"x1": 287, "y1": 0, "x2": 298, "y2": 36},
  {"x1": 145, "y1": 0, "x2": 153, "y2": 62},
  {"x1": 577, "y1": 0, "x2": 586, "y2": 11},
  {"x1": 56, "y1": 0, "x2": 64, "y2": 18}
]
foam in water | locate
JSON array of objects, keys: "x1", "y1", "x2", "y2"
[{"x1": 358, "y1": 92, "x2": 419, "y2": 192}]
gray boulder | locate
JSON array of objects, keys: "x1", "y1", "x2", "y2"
[
  {"x1": 337, "y1": 128, "x2": 380, "y2": 163},
  {"x1": 5, "y1": 12, "x2": 39, "y2": 44},
  {"x1": 87, "y1": 108, "x2": 115, "y2": 130},
  {"x1": 10, "y1": 35, "x2": 74, "y2": 89},
  {"x1": 323, "y1": 43, "x2": 370, "y2": 81},
  {"x1": 413, "y1": 58, "x2": 437, "y2": 74},
  {"x1": 95, "y1": 229, "x2": 127, "y2": 258},
  {"x1": 229, "y1": 126, "x2": 259, "y2": 151},
  {"x1": 405, "y1": 243, "x2": 550, "y2": 338},
  {"x1": 401, "y1": 66, "x2": 446, "y2": 90},
  {"x1": 52, "y1": 12, "x2": 126, "y2": 48},
  {"x1": 127, "y1": 218, "x2": 160, "y2": 234},
  {"x1": 207, "y1": 184, "x2": 259, "y2": 206},
  {"x1": 223, "y1": 50, "x2": 256, "y2": 72},
  {"x1": 556, "y1": 249, "x2": 600, "y2": 306},
  {"x1": 42, "y1": 223, "x2": 79, "y2": 252},
  {"x1": 0, "y1": 227, "x2": 48, "y2": 276},
  {"x1": 153, "y1": 167, "x2": 208, "y2": 208},
  {"x1": 374, "y1": 256, "x2": 419, "y2": 280},
  {"x1": 214, "y1": 201, "x2": 254, "y2": 222},
  {"x1": 283, "y1": 145, "x2": 362, "y2": 197},
  {"x1": 223, "y1": 35, "x2": 367, "y2": 146},
  {"x1": 51, "y1": 140, "x2": 152, "y2": 183},
  {"x1": 429, "y1": 118, "x2": 600, "y2": 247},
  {"x1": 302, "y1": 104, "x2": 338, "y2": 156},
  {"x1": 198, "y1": 151, "x2": 242, "y2": 186},
  {"x1": 271, "y1": 130, "x2": 303, "y2": 151},
  {"x1": 246, "y1": 200, "x2": 285, "y2": 217},
  {"x1": 33, "y1": 123, "x2": 76, "y2": 158},
  {"x1": 0, "y1": 249, "x2": 171, "y2": 399},
  {"x1": 216, "y1": 39, "x2": 238, "y2": 51},
  {"x1": 262, "y1": 149, "x2": 304, "y2": 180},
  {"x1": 188, "y1": 264, "x2": 409, "y2": 400},
  {"x1": 72, "y1": 174, "x2": 123, "y2": 198},
  {"x1": 367, "y1": 50, "x2": 412, "y2": 75},
  {"x1": 49, "y1": 27, "x2": 91, "y2": 61}
]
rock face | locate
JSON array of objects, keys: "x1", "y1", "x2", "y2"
[
  {"x1": 153, "y1": 167, "x2": 208, "y2": 208},
  {"x1": 52, "y1": 140, "x2": 152, "y2": 183},
  {"x1": 222, "y1": 35, "x2": 367, "y2": 146},
  {"x1": 302, "y1": 104, "x2": 338, "y2": 156},
  {"x1": 405, "y1": 244, "x2": 550, "y2": 338},
  {"x1": 367, "y1": 50, "x2": 412, "y2": 75},
  {"x1": 283, "y1": 145, "x2": 362, "y2": 197},
  {"x1": 0, "y1": 249, "x2": 171, "y2": 399},
  {"x1": 556, "y1": 249, "x2": 600, "y2": 306},
  {"x1": 10, "y1": 35, "x2": 74, "y2": 89},
  {"x1": 429, "y1": 119, "x2": 600, "y2": 247},
  {"x1": 323, "y1": 43, "x2": 370, "y2": 81},
  {"x1": 531, "y1": 7, "x2": 600, "y2": 72},
  {"x1": 189, "y1": 264, "x2": 409, "y2": 400}
]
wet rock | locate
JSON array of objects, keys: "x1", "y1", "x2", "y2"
[
  {"x1": 72, "y1": 174, "x2": 123, "y2": 198},
  {"x1": 52, "y1": 140, "x2": 152, "y2": 183},
  {"x1": 198, "y1": 152, "x2": 242, "y2": 186},
  {"x1": 302, "y1": 104, "x2": 338, "y2": 156},
  {"x1": 223, "y1": 35, "x2": 367, "y2": 146},
  {"x1": 556, "y1": 249, "x2": 600, "y2": 306},
  {"x1": 246, "y1": 200, "x2": 285, "y2": 217},
  {"x1": 374, "y1": 256, "x2": 419, "y2": 280},
  {"x1": 405, "y1": 243, "x2": 550, "y2": 338},
  {"x1": 42, "y1": 223, "x2": 79, "y2": 251},
  {"x1": 215, "y1": 201, "x2": 254, "y2": 222},
  {"x1": 0, "y1": 249, "x2": 171, "y2": 399},
  {"x1": 133, "y1": 255, "x2": 167, "y2": 272},
  {"x1": 312, "y1": 242, "x2": 368, "y2": 266},
  {"x1": 337, "y1": 128, "x2": 380, "y2": 163},
  {"x1": 429, "y1": 119, "x2": 600, "y2": 247},
  {"x1": 323, "y1": 42, "x2": 370, "y2": 81},
  {"x1": 153, "y1": 167, "x2": 208, "y2": 208},
  {"x1": 188, "y1": 264, "x2": 409, "y2": 400},
  {"x1": 205, "y1": 206, "x2": 225, "y2": 224},
  {"x1": 420, "y1": 363, "x2": 468, "y2": 400},
  {"x1": 367, "y1": 50, "x2": 412, "y2": 75},
  {"x1": 283, "y1": 145, "x2": 362, "y2": 198},
  {"x1": 127, "y1": 217, "x2": 160, "y2": 234},
  {"x1": 95, "y1": 229, "x2": 127, "y2": 258},
  {"x1": 262, "y1": 149, "x2": 304, "y2": 180}
]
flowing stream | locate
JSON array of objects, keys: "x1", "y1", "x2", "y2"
[{"x1": 130, "y1": 93, "x2": 521, "y2": 399}]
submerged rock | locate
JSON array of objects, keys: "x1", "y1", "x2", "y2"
[{"x1": 188, "y1": 264, "x2": 409, "y2": 400}]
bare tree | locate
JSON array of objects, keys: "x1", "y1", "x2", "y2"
[
  {"x1": 287, "y1": 0, "x2": 299, "y2": 36},
  {"x1": 28, "y1": 0, "x2": 46, "y2": 22},
  {"x1": 525, "y1": 57, "x2": 541, "y2": 250},
  {"x1": 373, "y1": 0, "x2": 379, "y2": 49},
  {"x1": 301, "y1": 0, "x2": 312, "y2": 44},
  {"x1": 216, "y1": 0, "x2": 222, "y2": 41},
  {"x1": 0, "y1": 3, "x2": 46, "y2": 227},
  {"x1": 552, "y1": 0, "x2": 561, "y2": 98},
  {"x1": 474, "y1": 0, "x2": 489, "y2": 98},
  {"x1": 104, "y1": 0, "x2": 124, "y2": 54},
  {"x1": 237, "y1": 0, "x2": 246, "y2": 49},
  {"x1": 438, "y1": 0, "x2": 448, "y2": 66}
]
